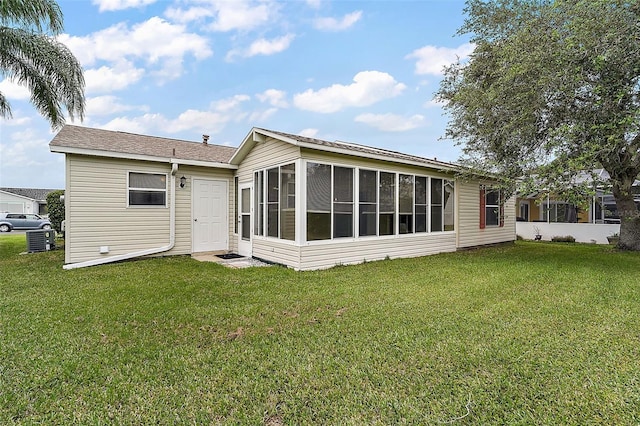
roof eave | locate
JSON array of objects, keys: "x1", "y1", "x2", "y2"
[
  {"x1": 50, "y1": 145, "x2": 237, "y2": 169},
  {"x1": 231, "y1": 128, "x2": 459, "y2": 173},
  {"x1": 295, "y1": 141, "x2": 458, "y2": 173},
  {"x1": 229, "y1": 127, "x2": 269, "y2": 165}
]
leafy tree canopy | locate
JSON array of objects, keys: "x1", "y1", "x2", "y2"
[
  {"x1": 0, "y1": 0, "x2": 84, "y2": 129},
  {"x1": 437, "y1": 0, "x2": 640, "y2": 249}
]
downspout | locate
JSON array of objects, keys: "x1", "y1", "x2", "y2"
[{"x1": 63, "y1": 163, "x2": 178, "y2": 270}]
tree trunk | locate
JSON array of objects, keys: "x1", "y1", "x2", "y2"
[{"x1": 612, "y1": 182, "x2": 640, "y2": 250}]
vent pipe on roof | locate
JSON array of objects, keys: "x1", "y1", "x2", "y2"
[{"x1": 202, "y1": 134, "x2": 209, "y2": 145}]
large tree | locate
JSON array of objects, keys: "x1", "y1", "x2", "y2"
[
  {"x1": 0, "y1": 0, "x2": 84, "y2": 129},
  {"x1": 437, "y1": 0, "x2": 640, "y2": 250}
]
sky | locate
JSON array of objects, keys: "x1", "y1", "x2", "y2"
[{"x1": 0, "y1": 0, "x2": 473, "y2": 190}]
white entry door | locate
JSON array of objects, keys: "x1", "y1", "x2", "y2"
[
  {"x1": 237, "y1": 183, "x2": 252, "y2": 256},
  {"x1": 192, "y1": 179, "x2": 228, "y2": 252}
]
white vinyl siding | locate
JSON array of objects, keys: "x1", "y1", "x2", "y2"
[
  {"x1": 252, "y1": 238, "x2": 301, "y2": 269},
  {"x1": 298, "y1": 233, "x2": 456, "y2": 271},
  {"x1": 64, "y1": 155, "x2": 233, "y2": 264},
  {"x1": 235, "y1": 137, "x2": 299, "y2": 184},
  {"x1": 456, "y1": 179, "x2": 516, "y2": 248}
]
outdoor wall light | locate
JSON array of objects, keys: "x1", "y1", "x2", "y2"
[{"x1": 180, "y1": 176, "x2": 186, "y2": 188}]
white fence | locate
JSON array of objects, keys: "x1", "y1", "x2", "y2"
[{"x1": 516, "y1": 222, "x2": 619, "y2": 244}]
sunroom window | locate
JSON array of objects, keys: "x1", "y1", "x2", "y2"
[
  {"x1": 415, "y1": 176, "x2": 428, "y2": 232},
  {"x1": 359, "y1": 169, "x2": 377, "y2": 236},
  {"x1": 333, "y1": 166, "x2": 354, "y2": 238},
  {"x1": 399, "y1": 174, "x2": 414, "y2": 234},
  {"x1": 267, "y1": 167, "x2": 279, "y2": 237},
  {"x1": 254, "y1": 164, "x2": 296, "y2": 240},
  {"x1": 306, "y1": 163, "x2": 355, "y2": 240},
  {"x1": 307, "y1": 163, "x2": 331, "y2": 241},
  {"x1": 379, "y1": 172, "x2": 396, "y2": 236},
  {"x1": 431, "y1": 178, "x2": 443, "y2": 231},
  {"x1": 444, "y1": 180, "x2": 455, "y2": 231}
]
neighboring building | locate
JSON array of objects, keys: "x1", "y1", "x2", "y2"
[
  {"x1": 49, "y1": 125, "x2": 515, "y2": 270},
  {"x1": 515, "y1": 169, "x2": 640, "y2": 243},
  {"x1": 0, "y1": 187, "x2": 58, "y2": 215},
  {"x1": 516, "y1": 169, "x2": 640, "y2": 225}
]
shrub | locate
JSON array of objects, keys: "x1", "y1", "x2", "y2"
[
  {"x1": 551, "y1": 235, "x2": 576, "y2": 243},
  {"x1": 46, "y1": 190, "x2": 65, "y2": 233}
]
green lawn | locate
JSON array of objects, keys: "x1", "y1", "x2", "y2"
[{"x1": 1, "y1": 235, "x2": 639, "y2": 424}]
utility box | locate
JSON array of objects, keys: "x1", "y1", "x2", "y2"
[{"x1": 26, "y1": 229, "x2": 56, "y2": 253}]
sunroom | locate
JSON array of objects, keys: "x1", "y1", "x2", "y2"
[{"x1": 243, "y1": 154, "x2": 456, "y2": 270}]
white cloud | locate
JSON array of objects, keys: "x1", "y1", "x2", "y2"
[
  {"x1": 313, "y1": 11, "x2": 362, "y2": 32},
  {"x1": 165, "y1": 6, "x2": 216, "y2": 23},
  {"x1": 306, "y1": 0, "x2": 322, "y2": 9},
  {"x1": 101, "y1": 110, "x2": 234, "y2": 135},
  {"x1": 84, "y1": 63, "x2": 145, "y2": 93},
  {"x1": 226, "y1": 34, "x2": 295, "y2": 61},
  {"x1": 406, "y1": 43, "x2": 475, "y2": 76},
  {"x1": 424, "y1": 98, "x2": 447, "y2": 109},
  {"x1": 293, "y1": 71, "x2": 406, "y2": 113},
  {"x1": 0, "y1": 79, "x2": 30, "y2": 101},
  {"x1": 249, "y1": 107, "x2": 278, "y2": 122},
  {"x1": 209, "y1": 0, "x2": 277, "y2": 32},
  {"x1": 99, "y1": 94, "x2": 254, "y2": 136},
  {"x1": 299, "y1": 128, "x2": 319, "y2": 138},
  {"x1": 100, "y1": 115, "x2": 157, "y2": 134},
  {"x1": 0, "y1": 128, "x2": 50, "y2": 168},
  {"x1": 92, "y1": 0, "x2": 157, "y2": 12},
  {"x1": 166, "y1": 0, "x2": 278, "y2": 31},
  {"x1": 355, "y1": 113, "x2": 426, "y2": 132},
  {"x1": 256, "y1": 89, "x2": 288, "y2": 108},
  {"x1": 86, "y1": 96, "x2": 149, "y2": 116},
  {"x1": 58, "y1": 17, "x2": 212, "y2": 82},
  {"x1": 210, "y1": 94, "x2": 251, "y2": 112},
  {"x1": 0, "y1": 114, "x2": 31, "y2": 127}
]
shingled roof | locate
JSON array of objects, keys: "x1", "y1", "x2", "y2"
[
  {"x1": 50, "y1": 125, "x2": 236, "y2": 164},
  {"x1": 51, "y1": 125, "x2": 459, "y2": 172},
  {"x1": 253, "y1": 128, "x2": 458, "y2": 171},
  {"x1": 0, "y1": 187, "x2": 58, "y2": 201}
]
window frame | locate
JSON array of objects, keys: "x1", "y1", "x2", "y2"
[
  {"x1": 253, "y1": 162, "x2": 297, "y2": 241},
  {"x1": 306, "y1": 161, "x2": 355, "y2": 241},
  {"x1": 304, "y1": 159, "x2": 455, "y2": 244},
  {"x1": 127, "y1": 171, "x2": 168, "y2": 208},
  {"x1": 480, "y1": 186, "x2": 503, "y2": 228}
]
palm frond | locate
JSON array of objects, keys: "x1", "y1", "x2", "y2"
[
  {"x1": 0, "y1": 92, "x2": 12, "y2": 119},
  {"x1": 0, "y1": 0, "x2": 63, "y2": 34},
  {"x1": 0, "y1": 27, "x2": 85, "y2": 129}
]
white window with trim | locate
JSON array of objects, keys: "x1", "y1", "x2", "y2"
[{"x1": 128, "y1": 172, "x2": 167, "y2": 207}]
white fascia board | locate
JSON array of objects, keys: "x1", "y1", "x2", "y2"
[
  {"x1": 50, "y1": 145, "x2": 236, "y2": 169},
  {"x1": 252, "y1": 128, "x2": 458, "y2": 173},
  {"x1": 295, "y1": 141, "x2": 458, "y2": 173},
  {"x1": 170, "y1": 158, "x2": 237, "y2": 169},
  {"x1": 228, "y1": 128, "x2": 258, "y2": 165}
]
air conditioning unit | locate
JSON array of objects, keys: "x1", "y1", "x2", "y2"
[{"x1": 26, "y1": 229, "x2": 56, "y2": 253}]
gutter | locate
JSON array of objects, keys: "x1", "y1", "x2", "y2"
[{"x1": 63, "y1": 163, "x2": 178, "y2": 270}]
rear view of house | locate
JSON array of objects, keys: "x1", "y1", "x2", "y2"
[{"x1": 50, "y1": 125, "x2": 515, "y2": 270}]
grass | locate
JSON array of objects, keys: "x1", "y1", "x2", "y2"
[{"x1": 1, "y1": 235, "x2": 639, "y2": 424}]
